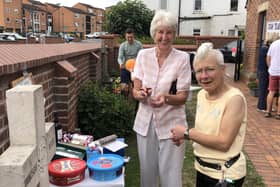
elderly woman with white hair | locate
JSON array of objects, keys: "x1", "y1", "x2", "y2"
[
  {"x1": 171, "y1": 43, "x2": 247, "y2": 187},
  {"x1": 132, "y1": 10, "x2": 192, "y2": 187}
]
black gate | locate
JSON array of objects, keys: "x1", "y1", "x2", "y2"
[{"x1": 234, "y1": 39, "x2": 243, "y2": 81}]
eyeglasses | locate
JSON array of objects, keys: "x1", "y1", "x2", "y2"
[{"x1": 194, "y1": 66, "x2": 218, "y2": 75}]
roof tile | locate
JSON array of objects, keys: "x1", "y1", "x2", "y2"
[{"x1": 0, "y1": 43, "x2": 101, "y2": 75}]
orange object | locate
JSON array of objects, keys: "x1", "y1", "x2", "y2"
[{"x1": 125, "y1": 59, "x2": 136, "y2": 72}]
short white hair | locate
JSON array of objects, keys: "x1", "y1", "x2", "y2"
[
  {"x1": 150, "y1": 10, "x2": 177, "y2": 39},
  {"x1": 194, "y1": 42, "x2": 224, "y2": 66}
]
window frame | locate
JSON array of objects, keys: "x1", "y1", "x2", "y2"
[
  {"x1": 194, "y1": 0, "x2": 202, "y2": 11},
  {"x1": 230, "y1": 0, "x2": 238, "y2": 11},
  {"x1": 193, "y1": 28, "x2": 201, "y2": 36},
  {"x1": 160, "y1": 0, "x2": 167, "y2": 10},
  {"x1": 228, "y1": 29, "x2": 236, "y2": 36}
]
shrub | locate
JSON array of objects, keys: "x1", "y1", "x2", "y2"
[
  {"x1": 77, "y1": 80, "x2": 136, "y2": 139},
  {"x1": 118, "y1": 36, "x2": 192, "y2": 45},
  {"x1": 247, "y1": 80, "x2": 258, "y2": 89}
]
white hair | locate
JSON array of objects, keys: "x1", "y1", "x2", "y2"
[
  {"x1": 194, "y1": 42, "x2": 224, "y2": 65},
  {"x1": 150, "y1": 10, "x2": 177, "y2": 39}
]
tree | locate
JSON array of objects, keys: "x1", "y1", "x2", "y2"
[{"x1": 104, "y1": 0, "x2": 154, "y2": 37}]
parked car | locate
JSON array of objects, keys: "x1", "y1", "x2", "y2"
[
  {"x1": 64, "y1": 35, "x2": 75, "y2": 42},
  {"x1": 0, "y1": 32, "x2": 26, "y2": 40},
  {"x1": 219, "y1": 40, "x2": 244, "y2": 63},
  {"x1": 0, "y1": 34, "x2": 16, "y2": 41},
  {"x1": 86, "y1": 32, "x2": 109, "y2": 39},
  {"x1": 86, "y1": 32, "x2": 102, "y2": 39}
]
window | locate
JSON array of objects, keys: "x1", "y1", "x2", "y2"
[
  {"x1": 32, "y1": 13, "x2": 40, "y2": 33},
  {"x1": 194, "y1": 0, "x2": 202, "y2": 11},
  {"x1": 230, "y1": 0, "x2": 238, "y2": 11},
  {"x1": 160, "y1": 0, "x2": 167, "y2": 9},
  {"x1": 193, "y1": 28, "x2": 201, "y2": 36},
  {"x1": 75, "y1": 13, "x2": 80, "y2": 18},
  {"x1": 228, "y1": 29, "x2": 235, "y2": 36},
  {"x1": 34, "y1": 24, "x2": 39, "y2": 32},
  {"x1": 5, "y1": 7, "x2": 11, "y2": 13},
  {"x1": 5, "y1": 0, "x2": 12, "y2": 2},
  {"x1": 6, "y1": 17, "x2": 10, "y2": 23},
  {"x1": 14, "y1": 8, "x2": 18, "y2": 14},
  {"x1": 88, "y1": 8, "x2": 93, "y2": 13}
]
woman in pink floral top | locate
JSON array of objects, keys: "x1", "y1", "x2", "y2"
[{"x1": 132, "y1": 10, "x2": 192, "y2": 187}]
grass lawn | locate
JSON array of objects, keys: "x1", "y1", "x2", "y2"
[{"x1": 124, "y1": 90, "x2": 265, "y2": 187}]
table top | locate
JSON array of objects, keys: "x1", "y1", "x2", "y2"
[{"x1": 49, "y1": 168, "x2": 125, "y2": 187}]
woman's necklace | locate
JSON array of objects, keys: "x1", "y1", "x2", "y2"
[{"x1": 156, "y1": 48, "x2": 172, "y2": 67}]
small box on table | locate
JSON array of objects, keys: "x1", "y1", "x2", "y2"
[{"x1": 103, "y1": 138, "x2": 126, "y2": 157}]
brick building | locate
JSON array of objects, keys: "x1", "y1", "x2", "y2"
[
  {"x1": 72, "y1": 3, "x2": 97, "y2": 34},
  {"x1": 243, "y1": 0, "x2": 280, "y2": 80},
  {"x1": 22, "y1": 3, "x2": 47, "y2": 34},
  {"x1": 52, "y1": 6, "x2": 88, "y2": 39},
  {"x1": 0, "y1": 0, "x2": 23, "y2": 33},
  {"x1": 0, "y1": 0, "x2": 105, "y2": 37}
]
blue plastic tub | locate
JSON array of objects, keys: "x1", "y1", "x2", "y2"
[
  {"x1": 87, "y1": 154, "x2": 124, "y2": 181},
  {"x1": 86, "y1": 147, "x2": 100, "y2": 160}
]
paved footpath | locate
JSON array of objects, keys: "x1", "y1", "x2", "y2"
[{"x1": 225, "y1": 64, "x2": 280, "y2": 187}]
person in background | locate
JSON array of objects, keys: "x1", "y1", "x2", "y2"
[
  {"x1": 132, "y1": 10, "x2": 191, "y2": 187},
  {"x1": 257, "y1": 39, "x2": 271, "y2": 112},
  {"x1": 118, "y1": 28, "x2": 142, "y2": 96},
  {"x1": 265, "y1": 36, "x2": 280, "y2": 119},
  {"x1": 171, "y1": 42, "x2": 247, "y2": 187}
]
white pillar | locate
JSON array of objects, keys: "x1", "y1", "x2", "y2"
[
  {"x1": 6, "y1": 85, "x2": 45, "y2": 145},
  {"x1": 5, "y1": 85, "x2": 51, "y2": 187}
]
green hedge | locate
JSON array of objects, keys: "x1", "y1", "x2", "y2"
[
  {"x1": 77, "y1": 81, "x2": 136, "y2": 139},
  {"x1": 118, "y1": 36, "x2": 194, "y2": 45}
]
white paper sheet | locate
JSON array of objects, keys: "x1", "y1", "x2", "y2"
[{"x1": 103, "y1": 140, "x2": 128, "y2": 152}]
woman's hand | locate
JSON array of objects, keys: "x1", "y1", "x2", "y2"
[
  {"x1": 149, "y1": 94, "x2": 165, "y2": 107},
  {"x1": 171, "y1": 125, "x2": 187, "y2": 140},
  {"x1": 136, "y1": 87, "x2": 152, "y2": 102}
]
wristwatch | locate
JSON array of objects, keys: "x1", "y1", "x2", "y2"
[
  {"x1": 165, "y1": 96, "x2": 169, "y2": 104},
  {"x1": 184, "y1": 128, "x2": 190, "y2": 140}
]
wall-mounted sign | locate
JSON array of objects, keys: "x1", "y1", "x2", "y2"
[
  {"x1": 267, "y1": 21, "x2": 280, "y2": 33},
  {"x1": 11, "y1": 73, "x2": 33, "y2": 87}
]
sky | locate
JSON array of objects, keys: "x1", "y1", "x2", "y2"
[{"x1": 39, "y1": 0, "x2": 122, "y2": 9}]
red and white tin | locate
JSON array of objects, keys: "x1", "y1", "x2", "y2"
[{"x1": 48, "y1": 158, "x2": 86, "y2": 186}]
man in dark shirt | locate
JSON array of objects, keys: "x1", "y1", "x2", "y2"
[{"x1": 257, "y1": 40, "x2": 271, "y2": 112}]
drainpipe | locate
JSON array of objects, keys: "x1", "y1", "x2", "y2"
[
  {"x1": 101, "y1": 41, "x2": 110, "y2": 82},
  {"x1": 177, "y1": 0, "x2": 181, "y2": 35}
]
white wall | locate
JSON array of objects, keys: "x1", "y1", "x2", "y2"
[{"x1": 141, "y1": 0, "x2": 247, "y2": 36}]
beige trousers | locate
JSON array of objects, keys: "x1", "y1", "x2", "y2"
[{"x1": 136, "y1": 119, "x2": 186, "y2": 187}]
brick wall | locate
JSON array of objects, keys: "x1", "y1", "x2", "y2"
[
  {"x1": 0, "y1": 43, "x2": 102, "y2": 154},
  {"x1": 105, "y1": 35, "x2": 238, "y2": 76},
  {"x1": 243, "y1": 0, "x2": 280, "y2": 81}
]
